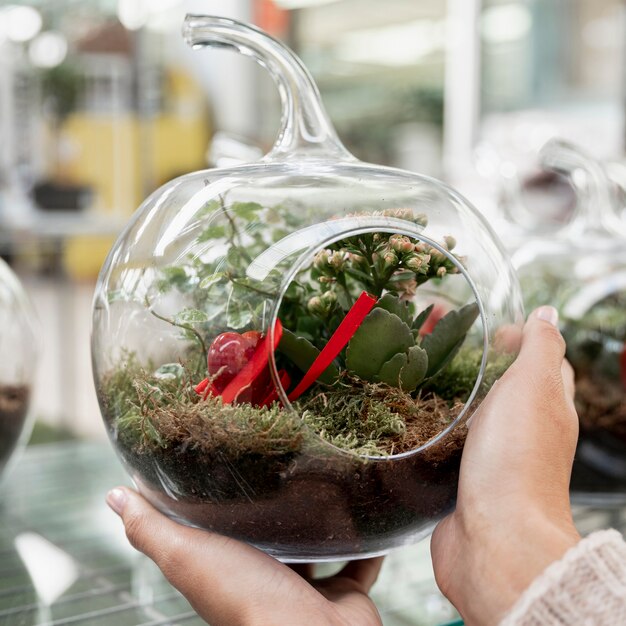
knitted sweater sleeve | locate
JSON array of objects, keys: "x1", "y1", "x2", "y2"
[{"x1": 500, "y1": 529, "x2": 626, "y2": 626}]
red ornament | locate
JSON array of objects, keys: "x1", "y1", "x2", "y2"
[
  {"x1": 196, "y1": 321, "x2": 283, "y2": 405},
  {"x1": 207, "y1": 331, "x2": 262, "y2": 391}
]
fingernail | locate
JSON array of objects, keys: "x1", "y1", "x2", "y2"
[
  {"x1": 106, "y1": 488, "x2": 127, "y2": 516},
  {"x1": 535, "y1": 306, "x2": 559, "y2": 327}
]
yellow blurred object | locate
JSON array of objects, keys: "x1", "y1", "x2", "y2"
[
  {"x1": 60, "y1": 67, "x2": 211, "y2": 216},
  {"x1": 58, "y1": 66, "x2": 210, "y2": 280},
  {"x1": 63, "y1": 235, "x2": 117, "y2": 281},
  {"x1": 60, "y1": 115, "x2": 141, "y2": 213}
]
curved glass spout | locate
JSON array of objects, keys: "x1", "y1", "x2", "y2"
[
  {"x1": 540, "y1": 138, "x2": 626, "y2": 239},
  {"x1": 183, "y1": 15, "x2": 353, "y2": 162}
]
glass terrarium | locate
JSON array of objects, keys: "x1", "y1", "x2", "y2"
[
  {"x1": 513, "y1": 139, "x2": 626, "y2": 498},
  {"x1": 92, "y1": 16, "x2": 523, "y2": 561},
  {"x1": 0, "y1": 259, "x2": 37, "y2": 481}
]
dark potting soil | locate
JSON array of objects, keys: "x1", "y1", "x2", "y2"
[
  {"x1": 571, "y1": 375, "x2": 626, "y2": 493},
  {"x1": 109, "y1": 406, "x2": 467, "y2": 559},
  {"x1": 0, "y1": 384, "x2": 30, "y2": 475}
]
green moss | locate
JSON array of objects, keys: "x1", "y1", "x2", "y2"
[
  {"x1": 425, "y1": 345, "x2": 513, "y2": 401},
  {"x1": 296, "y1": 377, "x2": 461, "y2": 456},
  {"x1": 297, "y1": 382, "x2": 406, "y2": 456},
  {"x1": 101, "y1": 359, "x2": 304, "y2": 458}
]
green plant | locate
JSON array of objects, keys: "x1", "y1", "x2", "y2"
[{"x1": 105, "y1": 200, "x2": 486, "y2": 457}]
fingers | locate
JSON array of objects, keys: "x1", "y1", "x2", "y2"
[
  {"x1": 106, "y1": 487, "x2": 312, "y2": 626},
  {"x1": 336, "y1": 557, "x2": 384, "y2": 592}
]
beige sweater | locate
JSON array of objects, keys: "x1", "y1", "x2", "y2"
[{"x1": 501, "y1": 529, "x2": 626, "y2": 625}]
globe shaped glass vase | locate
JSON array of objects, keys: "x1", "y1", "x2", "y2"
[
  {"x1": 513, "y1": 138, "x2": 626, "y2": 499},
  {"x1": 0, "y1": 259, "x2": 37, "y2": 483},
  {"x1": 92, "y1": 15, "x2": 524, "y2": 561}
]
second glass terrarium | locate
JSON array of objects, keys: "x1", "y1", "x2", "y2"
[
  {"x1": 92, "y1": 16, "x2": 523, "y2": 560},
  {"x1": 514, "y1": 139, "x2": 626, "y2": 498},
  {"x1": 0, "y1": 259, "x2": 37, "y2": 482}
]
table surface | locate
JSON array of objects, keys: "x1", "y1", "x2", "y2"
[{"x1": 1, "y1": 442, "x2": 625, "y2": 626}]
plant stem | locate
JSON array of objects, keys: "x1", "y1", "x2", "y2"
[
  {"x1": 227, "y1": 275, "x2": 299, "y2": 302},
  {"x1": 219, "y1": 195, "x2": 254, "y2": 264},
  {"x1": 336, "y1": 273, "x2": 354, "y2": 306},
  {"x1": 145, "y1": 297, "x2": 208, "y2": 363}
]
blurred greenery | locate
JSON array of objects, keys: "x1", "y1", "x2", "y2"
[
  {"x1": 40, "y1": 62, "x2": 84, "y2": 120},
  {"x1": 29, "y1": 420, "x2": 77, "y2": 445}
]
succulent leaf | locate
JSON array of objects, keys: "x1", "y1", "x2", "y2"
[
  {"x1": 412, "y1": 303, "x2": 435, "y2": 332},
  {"x1": 399, "y1": 345, "x2": 429, "y2": 390},
  {"x1": 278, "y1": 329, "x2": 339, "y2": 384},
  {"x1": 346, "y1": 308, "x2": 414, "y2": 381},
  {"x1": 376, "y1": 353, "x2": 406, "y2": 387},
  {"x1": 376, "y1": 345, "x2": 428, "y2": 391},
  {"x1": 375, "y1": 293, "x2": 413, "y2": 325},
  {"x1": 421, "y1": 302, "x2": 479, "y2": 377}
]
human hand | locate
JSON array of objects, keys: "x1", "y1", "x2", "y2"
[
  {"x1": 431, "y1": 306, "x2": 581, "y2": 626},
  {"x1": 106, "y1": 487, "x2": 384, "y2": 626}
]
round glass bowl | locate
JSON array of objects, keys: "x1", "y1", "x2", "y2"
[
  {"x1": 92, "y1": 15, "x2": 523, "y2": 561},
  {"x1": 0, "y1": 259, "x2": 37, "y2": 481},
  {"x1": 513, "y1": 139, "x2": 626, "y2": 498}
]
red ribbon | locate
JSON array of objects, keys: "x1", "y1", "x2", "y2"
[
  {"x1": 195, "y1": 291, "x2": 376, "y2": 405},
  {"x1": 287, "y1": 291, "x2": 377, "y2": 402},
  {"x1": 259, "y1": 369, "x2": 292, "y2": 407},
  {"x1": 220, "y1": 319, "x2": 284, "y2": 405}
]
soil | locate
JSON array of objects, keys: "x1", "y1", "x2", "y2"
[
  {"x1": 0, "y1": 384, "x2": 30, "y2": 475},
  {"x1": 571, "y1": 374, "x2": 626, "y2": 492},
  {"x1": 105, "y1": 384, "x2": 467, "y2": 559},
  {"x1": 576, "y1": 376, "x2": 626, "y2": 441}
]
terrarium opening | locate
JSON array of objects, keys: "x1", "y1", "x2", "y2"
[{"x1": 257, "y1": 216, "x2": 488, "y2": 459}]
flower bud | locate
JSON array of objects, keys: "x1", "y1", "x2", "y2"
[
  {"x1": 405, "y1": 253, "x2": 429, "y2": 274},
  {"x1": 437, "y1": 266, "x2": 447, "y2": 278},
  {"x1": 389, "y1": 235, "x2": 413, "y2": 254},
  {"x1": 307, "y1": 296, "x2": 324, "y2": 315},
  {"x1": 328, "y1": 251, "x2": 346, "y2": 271},
  {"x1": 414, "y1": 213, "x2": 428, "y2": 227},
  {"x1": 383, "y1": 207, "x2": 414, "y2": 221},
  {"x1": 348, "y1": 252, "x2": 368, "y2": 272},
  {"x1": 314, "y1": 250, "x2": 331, "y2": 272},
  {"x1": 430, "y1": 248, "x2": 446, "y2": 264},
  {"x1": 321, "y1": 290, "x2": 337, "y2": 305},
  {"x1": 383, "y1": 250, "x2": 399, "y2": 268},
  {"x1": 443, "y1": 236, "x2": 456, "y2": 251}
]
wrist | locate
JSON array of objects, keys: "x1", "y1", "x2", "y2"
[{"x1": 455, "y1": 511, "x2": 580, "y2": 626}]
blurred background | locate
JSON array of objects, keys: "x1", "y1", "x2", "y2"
[{"x1": 0, "y1": 0, "x2": 624, "y2": 439}]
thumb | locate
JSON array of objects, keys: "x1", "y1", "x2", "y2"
[
  {"x1": 481, "y1": 305, "x2": 578, "y2": 460},
  {"x1": 515, "y1": 306, "x2": 566, "y2": 377}
]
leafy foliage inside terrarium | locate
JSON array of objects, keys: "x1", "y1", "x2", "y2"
[
  {"x1": 561, "y1": 292, "x2": 626, "y2": 445},
  {"x1": 100, "y1": 200, "x2": 499, "y2": 462}
]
